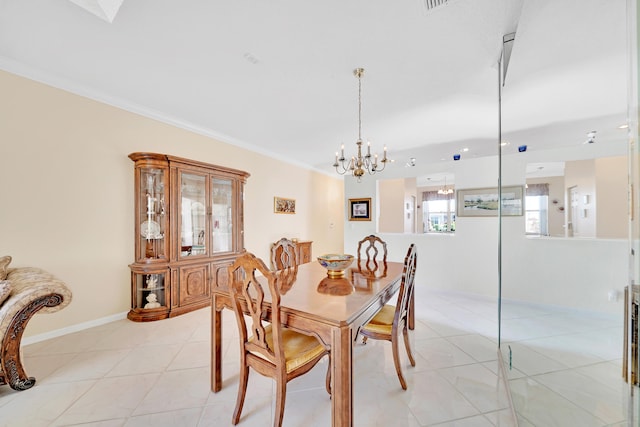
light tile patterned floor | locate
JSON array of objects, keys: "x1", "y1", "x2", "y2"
[{"x1": 0, "y1": 290, "x2": 628, "y2": 426}]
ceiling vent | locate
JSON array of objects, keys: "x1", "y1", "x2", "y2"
[{"x1": 423, "y1": 0, "x2": 449, "y2": 10}]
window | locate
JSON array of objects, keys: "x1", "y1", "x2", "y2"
[
  {"x1": 422, "y1": 191, "x2": 455, "y2": 233},
  {"x1": 525, "y1": 183, "x2": 549, "y2": 236}
]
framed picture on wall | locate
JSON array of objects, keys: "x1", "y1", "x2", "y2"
[
  {"x1": 349, "y1": 198, "x2": 371, "y2": 221},
  {"x1": 456, "y1": 186, "x2": 524, "y2": 217},
  {"x1": 274, "y1": 197, "x2": 296, "y2": 214}
]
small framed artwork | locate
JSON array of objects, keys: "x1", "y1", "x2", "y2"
[
  {"x1": 456, "y1": 186, "x2": 524, "y2": 217},
  {"x1": 274, "y1": 197, "x2": 296, "y2": 214},
  {"x1": 349, "y1": 198, "x2": 371, "y2": 221}
]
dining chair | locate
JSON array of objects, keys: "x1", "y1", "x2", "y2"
[
  {"x1": 356, "y1": 234, "x2": 388, "y2": 272},
  {"x1": 360, "y1": 243, "x2": 417, "y2": 390},
  {"x1": 270, "y1": 237, "x2": 299, "y2": 270},
  {"x1": 227, "y1": 252, "x2": 330, "y2": 427}
]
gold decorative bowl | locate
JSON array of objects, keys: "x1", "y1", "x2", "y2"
[{"x1": 317, "y1": 254, "x2": 354, "y2": 278}]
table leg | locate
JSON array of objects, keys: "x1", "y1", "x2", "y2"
[
  {"x1": 331, "y1": 325, "x2": 353, "y2": 426},
  {"x1": 212, "y1": 294, "x2": 223, "y2": 392}
]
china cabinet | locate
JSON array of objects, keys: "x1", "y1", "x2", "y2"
[{"x1": 128, "y1": 152, "x2": 249, "y2": 321}]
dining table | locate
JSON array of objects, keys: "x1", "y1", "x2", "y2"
[{"x1": 211, "y1": 259, "x2": 407, "y2": 427}]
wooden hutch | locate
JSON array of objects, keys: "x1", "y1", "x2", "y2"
[{"x1": 128, "y1": 152, "x2": 249, "y2": 321}]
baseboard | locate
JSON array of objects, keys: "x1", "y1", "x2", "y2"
[{"x1": 22, "y1": 311, "x2": 129, "y2": 346}]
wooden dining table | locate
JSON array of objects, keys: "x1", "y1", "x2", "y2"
[{"x1": 211, "y1": 259, "x2": 406, "y2": 426}]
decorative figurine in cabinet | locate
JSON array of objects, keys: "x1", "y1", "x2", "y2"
[{"x1": 128, "y1": 153, "x2": 249, "y2": 321}]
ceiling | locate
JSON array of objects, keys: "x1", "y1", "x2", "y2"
[{"x1": 0, "y1": 0, "x2": 629, "y2": 179}]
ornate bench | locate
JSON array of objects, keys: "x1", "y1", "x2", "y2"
[{"x1": 0, "y1": 258, "x2": 72, "y2": 391}]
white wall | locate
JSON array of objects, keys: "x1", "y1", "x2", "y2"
[
  {"x1": 344, "y1": 150, "x2": 627, "y2": 316},
  {"x1": 0, "y1": 70, "x2": 345, "y2": 338},
  {"x1": 566, "y1": 159, "x2": 597, "y2": 238},
  {"x1": 403, "y1": 178, "x2": 417, "y2": 233}
]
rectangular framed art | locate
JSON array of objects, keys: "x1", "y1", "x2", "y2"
[
  {"x1": 274, "y1": 197, "x2": 296, "y2": 214},
  {"x1": 456, "y1": 186, "x2": 524, "y2": 217},
  {"x1": 348, "y1": 198, "x2": 371, "y2": 221}
]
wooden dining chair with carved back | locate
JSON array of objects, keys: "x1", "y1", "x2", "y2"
[
  {"x1": 227, "y1": 252, "x2": 330, "y2": 427},
  {"x1": 356, "y1": 234, "x2": 388, "y2": 273},
  {"x1": 270, "y1": 237, "x2": 299, "y2": 270},
  {"x1": 360, "y1": 243, "x2": 417, "y2": 390}
]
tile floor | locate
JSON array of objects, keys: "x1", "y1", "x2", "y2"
[
  {"x1": 498, "y1": 297, "x2": 633, "y2": 427},
  {"x1": 0, "y1": 289, "x2": 630, "y2": 426}
]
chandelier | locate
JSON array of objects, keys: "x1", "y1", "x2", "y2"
[
  {"x1": 437, "y1": 176, "x2": 454, "y2": 195},
  {"x1": 333, "y1": 68, "x2": 389, "y2": 181}
]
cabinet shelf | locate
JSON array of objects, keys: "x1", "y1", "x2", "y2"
[{"x1": 128, "y1": 152, "x2": 249, "y2": 322}]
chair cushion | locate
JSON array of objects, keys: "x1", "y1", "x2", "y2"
[
  {"x1": 0, "y1": 280, "x2": 12, "y2": 307},
  {"x1": 0, "y1": 256, "x2": 11, "y2": 280},
  {"x1": 260, "y1": 325, "x2": 327, "y2": 373},
  {"x1": 362, "y1": 304, "x2": 396, "y2": 335}
]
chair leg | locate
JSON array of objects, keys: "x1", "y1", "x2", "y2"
[
  {"x1": 274, "y1": 378, "x2": 287, "y2": 427},
  {"x1": 403, "y1": 325, "x2": 416, "y2": 367},
  {"x1": 232, "y1": 365, "x2": 250, "y2": 425},
  {"x1": 391, "y1": 335, "x2": 407, "y2": 390}
]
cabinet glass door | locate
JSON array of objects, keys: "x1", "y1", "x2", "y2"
[
  {"x1": 133, "y1": 272, "x2": 166, "y2": 309},
  {"x1": 180, "y1": 173, "x2": 207, "y2": 257},
  {"x1": 139, "y1": 168, "x2": 166, "y2": 260},
  {"x1": 212, "y1": 178, "x2": 233, "y2": 253}
]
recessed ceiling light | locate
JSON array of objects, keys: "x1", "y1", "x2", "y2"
[
  {"x1": 500, "y1": 141, "x2": 509, "y2": 146},
  {"x1": 618, "y1": 124, "x2": 629, "y2": 129},
  {"x1": 462, "y1": 147, "x2": 469, "y2": 152}
]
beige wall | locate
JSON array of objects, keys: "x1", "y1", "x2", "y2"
[
  {"x1": 0, "y1": 70, "x2": 344, "y2": 338},
  {"x1": 595, "y1": 156, "x2": 627, "y2": 239},
  {"x1": 564, "y1": 157, "x2": 627, "y2": 239},
  {"x1": 377, "y1": 179, "x2": 404, "y2": 233}
]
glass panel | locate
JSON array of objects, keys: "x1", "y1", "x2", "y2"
[
  {"x1": 499, "y1": 2, "x2": 632, "y2": 423},
  {"x1": 180, "y1": 173, "x2": 207, "y2": 257},
  {"x1": 134, "y1": 273, "x2": 166, "y2": 309},
  {"x1": 139, "y1": 168, "x2": 166, "y2": 260},
  {"x1": 627, "y1": 0, "x2": 639, "y2": 417},
  {"x1": 212, "y1": 178, "x2": 233, "y2": 253}
]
